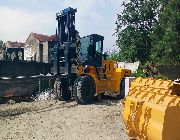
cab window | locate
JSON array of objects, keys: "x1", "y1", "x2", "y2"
[{"x1": 96, "y1": 41, "x2": 102, "y2": 54}]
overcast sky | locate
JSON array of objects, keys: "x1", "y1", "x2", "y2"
[{"x1": 0, "y1": 0, "x2": 124, "y2": 51}]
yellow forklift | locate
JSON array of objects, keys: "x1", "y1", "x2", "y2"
[{"x1": 53, "y1": 7, "x2": 131, "y2": 104}]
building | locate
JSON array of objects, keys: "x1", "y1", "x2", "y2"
[
  {"x1": 4, "y1": 41, "x2": 24, "y2": 49},
  {"x1": 24, "y1": 32, "x2": 57, "y2": 63},
  {"x1": 3, "y1": 41, "x2": 24, "y2": 61},
  {"x1": 0, "y1": 48, "x2": 4, "y2": 60},
  {"x1": 0, "y1": 40, "x2": 4, "y2": 60}
]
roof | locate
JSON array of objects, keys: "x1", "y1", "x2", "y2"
[
  {"x1": 5, "y1": 41, "x2": 25, "y2": 48},
  {"x1": 0, "y1": 48, "x2": 3, "y2": 52},
  {"x1": 30, "y1": 33, "x2": 58, "y2": 42},
  {"x1": 49, "y1": 34, "x2": 58, "y2": 41}
]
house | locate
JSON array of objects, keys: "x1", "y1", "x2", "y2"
[
  {"x1": 0, "y1": 41, "x2": 4, "y2": 60},
  {"x1": 4, "y1": 41, "x2": 24, "y2": 48},
  {"x1": 3, "y1": 41, "x2": 24, "y2": 61},
  {"x1": 24, "y1": 32, "x2": 57, "y2": 63},
  {"x1": 0, "y1": 48, "x2": 4, "y2": 60}
]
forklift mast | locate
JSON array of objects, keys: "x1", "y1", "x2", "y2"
[
  {"x1": 56, "y1": 7, "x2": 77, "y2": 44},
  {"x1": 53, "y1": 7, "x2": 77, "y2": 76},
  {"x1": 52, "y1": 7, "x2": 104, "y2": 76}
]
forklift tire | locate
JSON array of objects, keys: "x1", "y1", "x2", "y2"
[
  {"x1": 73, "y1": 76, "x2": 95, "y2": 104},
  {"x1": 58, "y1": 80, "x2": 71, "y2": 101},
  {"x1": 58, "y1": 88, "x2": 71, "y2": 101},
  {"x1": 119, "y1": 78, "x2": 125, "y2": 99}
]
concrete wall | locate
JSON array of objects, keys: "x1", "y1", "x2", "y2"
[
  {"x1": 43, "y1": 42, "x2": 49, "y2": 63},
  {"x1": 24, "y1": 34, "x2": 40, "y2": 61},
  {"x1": 24, "y1": 34, "x2": 51, "y2": 63},
  {"x1": 0, "y1": 60, "x2": 51, "y2": 77},
  {"x1": 125, "y1": 77, "x2": 136, "y2": 97},
  {"x1": 157, "y1": 65, "x2": 180, "y2": 80},
  {"x1": 0, "y1": 79, "x2": 39, "y2": 97}
]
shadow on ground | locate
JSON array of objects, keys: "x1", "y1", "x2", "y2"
[{"x1": 0, "y1": 94, "x2": 124, "y2": 118}]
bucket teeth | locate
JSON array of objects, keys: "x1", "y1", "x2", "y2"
[{"x1": 123, "y1": 78, "x2": 180, "y2": 140}]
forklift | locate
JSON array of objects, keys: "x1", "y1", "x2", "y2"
[{"x1": 53, "y1": 7, "x2": 131, "y2": 104}]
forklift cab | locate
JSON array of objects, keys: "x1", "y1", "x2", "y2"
[{"x1": 80, "y1": 34, "x2": 104, "y2": 67}]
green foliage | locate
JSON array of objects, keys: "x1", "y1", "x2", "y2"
[
  {"x1": 131, "y1": 64, "x2": 168, "y2": 80},
  {"x1": 116, "y1": 26, "x2": 138, "y2": 62},
  {"x1": 115, "y1": 0, "x2": 180, "y2": 65},
  {"x1": 153, "y1": 74, "x2": 168, "y2": 80},
  {"x1": 115, "y1": 0, "x2": 161, "y2": 63},
  {"x1": 131, "y1": 68, "x2": 146, "y2": 78},
  {"x1": 107, "y1": 50, "x2": 120, "y2": 61},
  {"x1": 150, "y1": 0, "x2": 180, "y2": 64}
]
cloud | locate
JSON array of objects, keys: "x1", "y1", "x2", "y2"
[
  {"x1": 0, "y1": 7, "x2": 55, "y2": 42},
  {"x1": 61, "y1": 0, "x2": 124, "y2": 50},
  {"x1": 0, "y1": 0, "x2": 124, "y2": 50}
]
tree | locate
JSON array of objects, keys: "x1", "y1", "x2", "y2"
[
  {"x1": 108, "y1": 49, "x2": 120, "y2": 61},
  {"x1": 150, "y1": 0, "x2": 180, "y2": 64},
  {"x1": 115, "y1": 0, "x2": 161, "y2": 63}
]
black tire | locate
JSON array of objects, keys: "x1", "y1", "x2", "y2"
[
  {"x1": 73, "y1": 76, "x2": 95, "y2": 104},
  {"x1": 119, "y1": 78, "x2": 125, "y2": 99},
  {"x1": 55, "y1": 79, "x2": 71, "y2": 101}
]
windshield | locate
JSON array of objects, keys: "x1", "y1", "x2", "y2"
[{"x1": 80, "y1": 37, "x2": 90, "y2": 61}]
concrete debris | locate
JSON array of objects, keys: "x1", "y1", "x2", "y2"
[{"x1": 34, "y1": 90, "x2": 56, "y2": 101}]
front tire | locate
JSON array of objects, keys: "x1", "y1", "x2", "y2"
[{"x1": 73, "y1": 76, "x2": 95, "y2": 104}]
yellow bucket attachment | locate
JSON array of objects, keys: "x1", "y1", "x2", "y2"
[{"x1": 123, "y1": 77, "x2": 180, "y2": 140}]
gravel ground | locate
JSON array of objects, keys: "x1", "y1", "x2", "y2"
[{"x1": 0, "y1": 99, "x2": 129, "y2": 140}]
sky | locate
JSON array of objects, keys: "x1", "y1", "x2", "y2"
[{"x1": 0, "y1": 0, "x2": 124, "y2": 51}]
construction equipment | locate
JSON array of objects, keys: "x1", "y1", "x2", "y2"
[
  {"x1": 0, "y1": 7, "x2": 130, "y2": 102},
  {"x1": 53, "y1": 7, "x2": 131, "y2": 104},
  {"x1": 123, "y1": 77, "x2": 180, "y2": 140}
]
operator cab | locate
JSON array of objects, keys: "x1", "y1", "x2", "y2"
[{"x1": 79, "y1": 34, "x2": 104, "y2": 67}]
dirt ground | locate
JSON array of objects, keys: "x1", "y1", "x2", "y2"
[{"x1": 0, "y1": 99, "x2": 129, "y2": 140}]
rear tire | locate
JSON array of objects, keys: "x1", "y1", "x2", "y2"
[
  {"x1": 73, "y1": 76, "x2": 95, "y2": 104},
  {"x1": 54, "y1": 79, "x2": 71, "y2": 101}
]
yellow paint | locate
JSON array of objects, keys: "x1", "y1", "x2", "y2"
[
  {"x1": 76, "y1": 60, "x2": 131, "y2": 94},
  {"x1": 123, "y1": 77, "x2": 180, "y2": 140}
]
